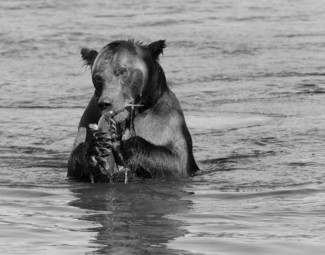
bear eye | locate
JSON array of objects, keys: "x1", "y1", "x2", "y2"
[
  {"x1": 93, "y1": 75, "x2": 104, "y2": 85},
  {"x1": 114, "y1": 68, "x2": 127, "y2": 77}
]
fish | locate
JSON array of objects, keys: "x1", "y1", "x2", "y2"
[{"x1": 88, "y1": 111, "x2": 116, "y2": 183}]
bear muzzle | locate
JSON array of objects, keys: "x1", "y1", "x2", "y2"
[
  {"x1": 98, "y1": 97, "x2": 113, "y2": 112},
  {"x1": 98, "y1": 95, "x2": 127, "y2": 116}
]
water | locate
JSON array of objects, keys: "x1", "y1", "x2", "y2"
[{"x1": 1, "y1": 0, "x2": 325, "y2": 254}]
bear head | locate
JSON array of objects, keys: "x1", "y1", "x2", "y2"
[{"x1": 80, "y1": 39, "x2": 166, "y2": 115}]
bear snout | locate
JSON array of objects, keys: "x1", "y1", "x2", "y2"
[{"x1": 98, "y1": 98, "x2": 113, "y2": 111}]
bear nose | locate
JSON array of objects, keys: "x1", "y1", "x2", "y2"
[{"x1": 98, "y1": 99, "x2": 112, "y2": 111}]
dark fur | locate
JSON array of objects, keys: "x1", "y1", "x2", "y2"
[{"x1": 68, "y1": 40, "x2": 199, "y2": 180}]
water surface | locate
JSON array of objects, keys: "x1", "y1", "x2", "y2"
[{"x1": 1, "y1": 0, "x2": 325, "y2": 254}]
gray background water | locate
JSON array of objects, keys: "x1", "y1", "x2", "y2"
[{"x1": 1, "y1": 0, "x2": 325, "y2": 254}]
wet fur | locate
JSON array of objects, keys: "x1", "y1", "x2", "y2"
[{"x1": 68, "y1": 40, "x2": 199, "y2": 180}]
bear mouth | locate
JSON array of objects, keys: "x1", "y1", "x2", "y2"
[
  {"x1": 111, "y1": 109, "x2": 130, "y2": 123},
  {"x1": 100, "y1": 101, "x2": 144, "y2": 137},
  {"x1": 110, "y1": 101, "x2": 143, "y2": 123}
]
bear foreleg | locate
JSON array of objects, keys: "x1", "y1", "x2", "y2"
[{"x1": 118, "y1": 136, "x2": 185, "y2": 179}]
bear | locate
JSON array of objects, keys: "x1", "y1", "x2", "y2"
[{"x1": 67, "y1": 39, "x2": 199, "y2": 181}]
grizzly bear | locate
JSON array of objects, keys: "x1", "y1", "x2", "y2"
[{"x1": 67, "y1": 39, "x2": 199, "y2": 181}]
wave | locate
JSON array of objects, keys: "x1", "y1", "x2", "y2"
[{"x1": 193, "y1": 186, "x2": 324, "y2": 201}]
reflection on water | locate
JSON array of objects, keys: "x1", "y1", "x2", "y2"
[
  {"x1": 70, "y1": 182, "x2": 191, "y2": 255},
  {"x1": 169, "y1": 184, "x2": 325, "y2": 255},
  {"x1": 0, "y1": 185, "x2": 102, "y2": 255},
  {"x1": 1, "y1": 0, "x2": 325, "y2": 254}
]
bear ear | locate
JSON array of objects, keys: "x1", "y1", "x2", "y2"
[
  {"x1": 80, "y1": 48, "x2": 98, "y2": 66},
  {"x1": 147, "y1": 40, "x2": 166, "y2": 60}
]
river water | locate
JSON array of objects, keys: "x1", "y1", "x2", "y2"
[{"x1": 1, "y1": 0, "x2": 325, "y2": 254}]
